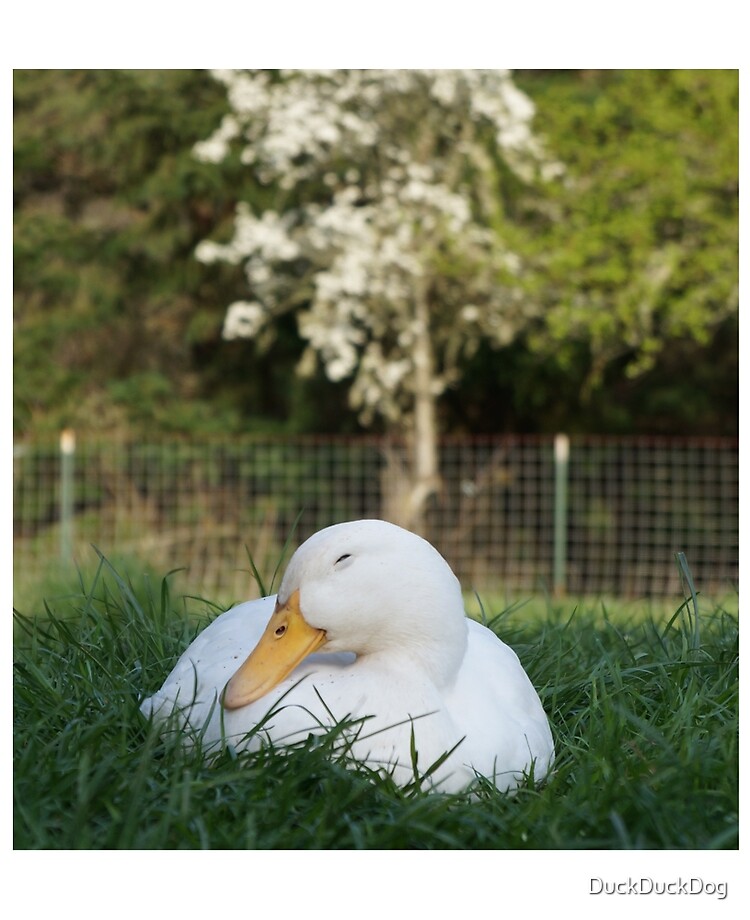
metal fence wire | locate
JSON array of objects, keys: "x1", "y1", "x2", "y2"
[{"x1": 13, "y1": 434, "x2": 738, "y2": 602}]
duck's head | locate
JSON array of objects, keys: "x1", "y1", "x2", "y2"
[{"x1": 222, "y1": 519, "x2": 468, "y2": 710}]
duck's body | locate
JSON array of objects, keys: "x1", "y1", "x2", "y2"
[{"x1": 141, "y1": 520, "x2": 554, "y2": 793}]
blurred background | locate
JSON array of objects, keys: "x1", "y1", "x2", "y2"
[{"x1": 12, "y1": 69, "x2": 738, "y2": 611}]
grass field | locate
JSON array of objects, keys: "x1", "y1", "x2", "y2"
[{"x1": 13, "y1": 556, "x2": 738, "y2": 850}]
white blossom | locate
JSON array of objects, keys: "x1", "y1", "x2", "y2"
[
  {"x1": 195, "y1": 69, "x2": 562, "y2": 423},
  {"x1": 195, "y1": 240, "x2": 229, "y2": 264},
  {"x1": 222, "y1": 301, "x2": 267, "y2": 339},
  {"x1": 193, "y1": 114, "x2": 240, "y2": 164}
]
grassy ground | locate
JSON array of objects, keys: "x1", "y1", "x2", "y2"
[{"x1": 13, "y1": 557, "x2": 738, "y2": 850}]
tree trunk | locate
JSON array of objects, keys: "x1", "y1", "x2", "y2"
[
  {"x1": 408, "y1": 282, "x2": 440, "y2": 531},
  {"x1": 379, "y1": 284, "x2": 441, "y2": 534}
]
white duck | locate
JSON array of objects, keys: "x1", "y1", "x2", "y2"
[{"x1": 140, "y1": 519, "x2": 554, "y2": 793}]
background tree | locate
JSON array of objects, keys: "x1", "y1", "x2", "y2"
[
  {"x1": 193, "y1": 69, "x2": 564, "y2": 526},
  {"x1": 13, "y1": 70, "x2": 738, "y2": 444},
  {"x1": 439, "y1": 69, "x2": 738, "y2": 437},
  {"x1": 13, "y1": 70, "x2": 247, "y2": 435},
  {"x1": 520, "y1": 69, "x2": 738, "y2": 410}
]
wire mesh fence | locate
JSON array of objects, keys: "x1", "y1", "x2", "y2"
[{"x1": 13, "y1": 434, "x2": 738, "y2": 603}]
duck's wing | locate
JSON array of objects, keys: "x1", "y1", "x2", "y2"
[
  {"x1": 444, "y1": 619, "x2": 554, "y2": 790},
  {"x1": 139, "y1": 596, "x2": 277, "y2": 741}
]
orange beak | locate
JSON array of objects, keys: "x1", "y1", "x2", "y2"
[{"x1": 222, "y1": 589, "x2": 327, "y2": 710}]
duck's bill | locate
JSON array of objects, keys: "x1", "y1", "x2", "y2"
[{"x1": 222, "y1": 589, "x2": 327, "y2": 709}]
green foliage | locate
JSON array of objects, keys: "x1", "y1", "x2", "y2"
[
  {"x1": 518, "y1": 69, "x2": 738, "y2": 390},
  {"x1": 13, "y1": 70, "x2": 255, "y2": 436},
  {"x1": 13, "y1": 70, "x2": 738, "y2": 439},
  {"x1": 14, "y1": 561, "x2": 738, "y2": 849},
  {"x1": 443, "y1": 70, "x2": 738, "y2": 436}
]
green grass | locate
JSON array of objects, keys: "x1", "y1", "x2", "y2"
[{"x1": 13, "y1": 558, "x2": 738, "y2": 849}]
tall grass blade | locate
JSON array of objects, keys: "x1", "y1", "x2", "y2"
[
  {"x1": 243, "y1": 509, "x2": 305, "y2": 598},
  {"x1": 243, "y1": 546, "x2": 269, "y2": 598},
  {"x1": 675, "y1": 551, "x2": 700, "y2": 650},
  {"x1": 268, "y1": 508, "x2": 304, "y2": 595}
]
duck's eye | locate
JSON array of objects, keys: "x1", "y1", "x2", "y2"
[
  {"x1": 334, "y1": 553, "x2": 352, "y2": 566},
  {"x1": 275, "y1": 624, "x2": 287, "y2": 638}
]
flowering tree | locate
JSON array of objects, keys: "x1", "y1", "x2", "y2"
[{"x1": 194, "y1": 69, "x2": 561, "y2": 528}]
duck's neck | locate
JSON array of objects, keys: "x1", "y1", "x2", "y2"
[{"x1": 360, "y1": 619, "x2": 468, "y2": 690}]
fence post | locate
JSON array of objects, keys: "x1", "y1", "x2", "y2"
[
  {"x1": 553, "y1": 433, "x2": 569, "y2": 596},
  {"x1": 60, "y1": 428, "x2": 75, "y2": 564}
]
